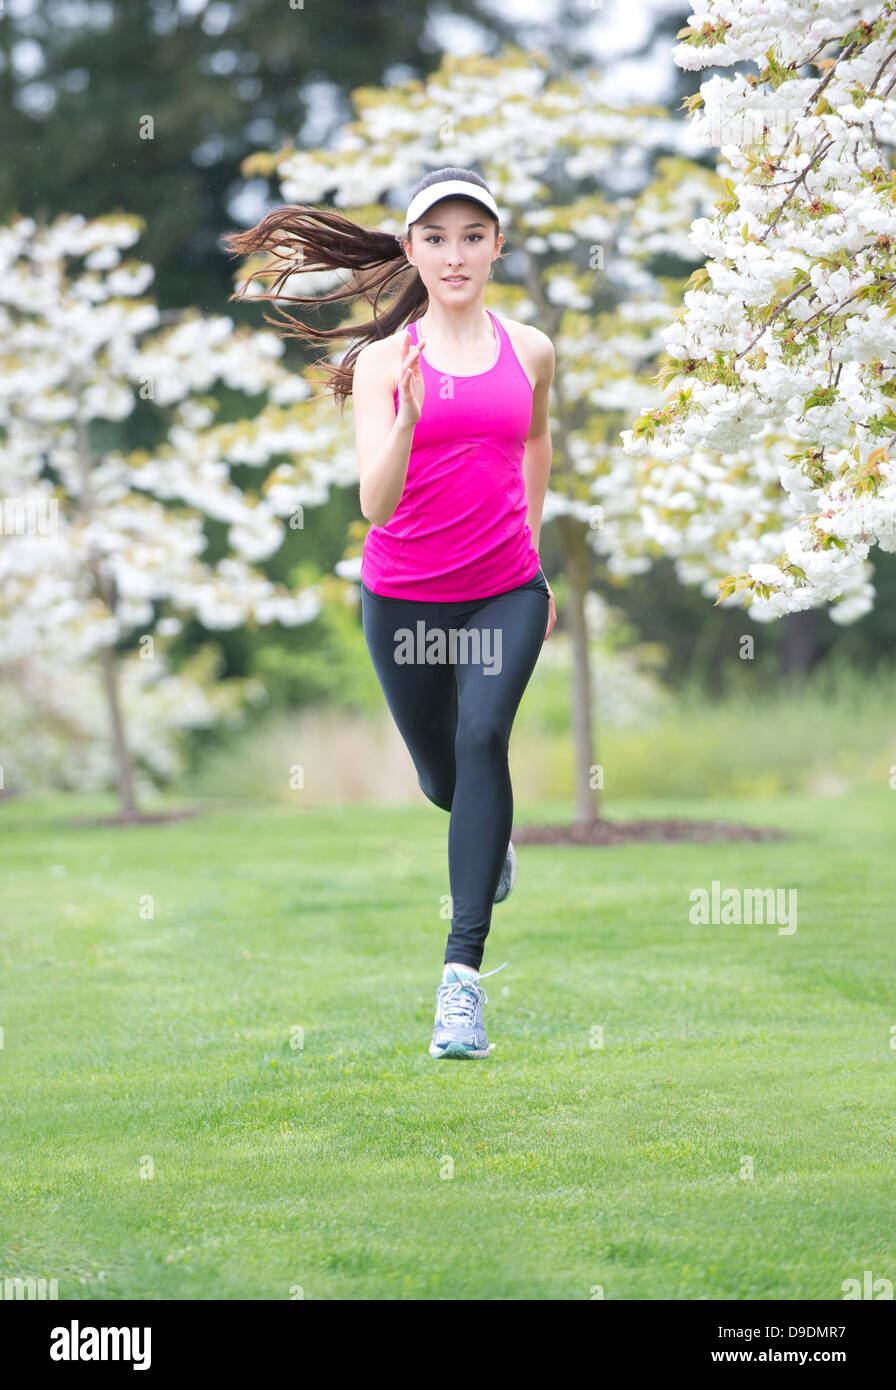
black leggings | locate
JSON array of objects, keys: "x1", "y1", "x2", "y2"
[{"x1": 361, "y1": 565, "x2": 550, "y2": 970}]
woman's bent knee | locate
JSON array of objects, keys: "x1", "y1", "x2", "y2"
[{"x1": 418, "y1": 773, "x2": 453, "y2": 811}]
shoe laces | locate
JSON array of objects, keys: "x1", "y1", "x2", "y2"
[{"x1": 439, "y1": 961, "x2": 507, "y2": 1026}]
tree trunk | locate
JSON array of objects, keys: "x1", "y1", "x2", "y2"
[
  {"x1": 74, "y1": 399, "x2": 140, "y2": 821},
  {"x1": 779, "y1": 608, "x2": 818, "y2": 678},
  {"x1": 520, "y1": 266, "x2": 600, "y2": 826},
  {"x1": 564, "y1": 518, "x2": 600, "y2": 826},
  {"x1": 98, "y1": 642, "x2": 139, "y2": 821}
]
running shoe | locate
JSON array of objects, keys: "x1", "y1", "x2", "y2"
[
  {"x1": 429, "y1": 961, "x2": 507, "y2": 1059},
  {"x1": 493, "y1": 839, "x2": 517, "y2": 904}
]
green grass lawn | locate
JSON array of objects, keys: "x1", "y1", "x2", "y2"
[{"x1": 1, "y1": 788, "x2": 894, "y2": 1300}]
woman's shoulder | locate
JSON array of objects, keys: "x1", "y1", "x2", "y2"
[
  {"x1": 356, "y1": 325, "x2": 415, "y2": 393},
  {"x1": 495, "y1": 312, "x2": 552, "y2": 356},
  {"x1": 494, "y1": 313, "x2": 554, "y2": 386},
  {"x1": 355, "y1": 330, "x2": 406, "y2": 364}
]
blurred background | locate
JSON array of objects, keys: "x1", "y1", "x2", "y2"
[{"x1": 2, "y1": 0, "x2": 895, "y2": 820}]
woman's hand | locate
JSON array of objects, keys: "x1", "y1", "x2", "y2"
[
  {"x1": 395, "y1": 329, "x2": 425, "y2": 427},
  {"x1": 544, "y1": 579, "x2": 556, "y2": 640}
]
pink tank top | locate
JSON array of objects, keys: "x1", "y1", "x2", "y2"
[{"x1": 360, "y1": 309, "x2": 540, "y2": 600}]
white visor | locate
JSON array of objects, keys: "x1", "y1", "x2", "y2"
[{"x1": 404, "y1": 179, "x2": 499, "y2": 235}]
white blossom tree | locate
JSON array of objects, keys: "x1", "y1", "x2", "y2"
[
  {"x1": 0, "y1": 635, "x2": 263, "y2": 801},
  {"x1": 0, "y1": 212, "x2": 355, "y2": 818},
  {"x1": 621, "y1": 0, "x2": 896, "y2": 622}
]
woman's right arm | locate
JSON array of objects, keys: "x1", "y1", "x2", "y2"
[{"x1": 353, "y1": 331, "x2": 424, "y2": 528}]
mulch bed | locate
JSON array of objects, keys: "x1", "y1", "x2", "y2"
[
  {"x1": 512, "y1": 818, "x2": 790, "y2": 846},
  {"x1": 70, "y1": 807, "x2": 207, "y2": 827},
  {"x1": 5, "y1": 793, "x2": 788, "y2": 844}
]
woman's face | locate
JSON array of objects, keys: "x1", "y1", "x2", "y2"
[{"x1": 405, "y1": 197, "x2": 501, "y2": 302}]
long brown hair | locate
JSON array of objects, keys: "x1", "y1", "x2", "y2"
[{"x1": 220, "y1": 166, "x2": 501, "y2": 412}]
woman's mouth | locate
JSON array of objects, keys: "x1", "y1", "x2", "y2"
[{"x1": 443, "y1": 277, "x2": 468, "y2": 284}]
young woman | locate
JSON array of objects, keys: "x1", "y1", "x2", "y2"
[{"x1": 223, "y1": 166, "x2": 557, "y2": 1060}]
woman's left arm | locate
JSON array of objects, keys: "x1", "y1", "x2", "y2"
[{"x1": 521, "y1": 329, "x2": 556, "y2": 639}]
